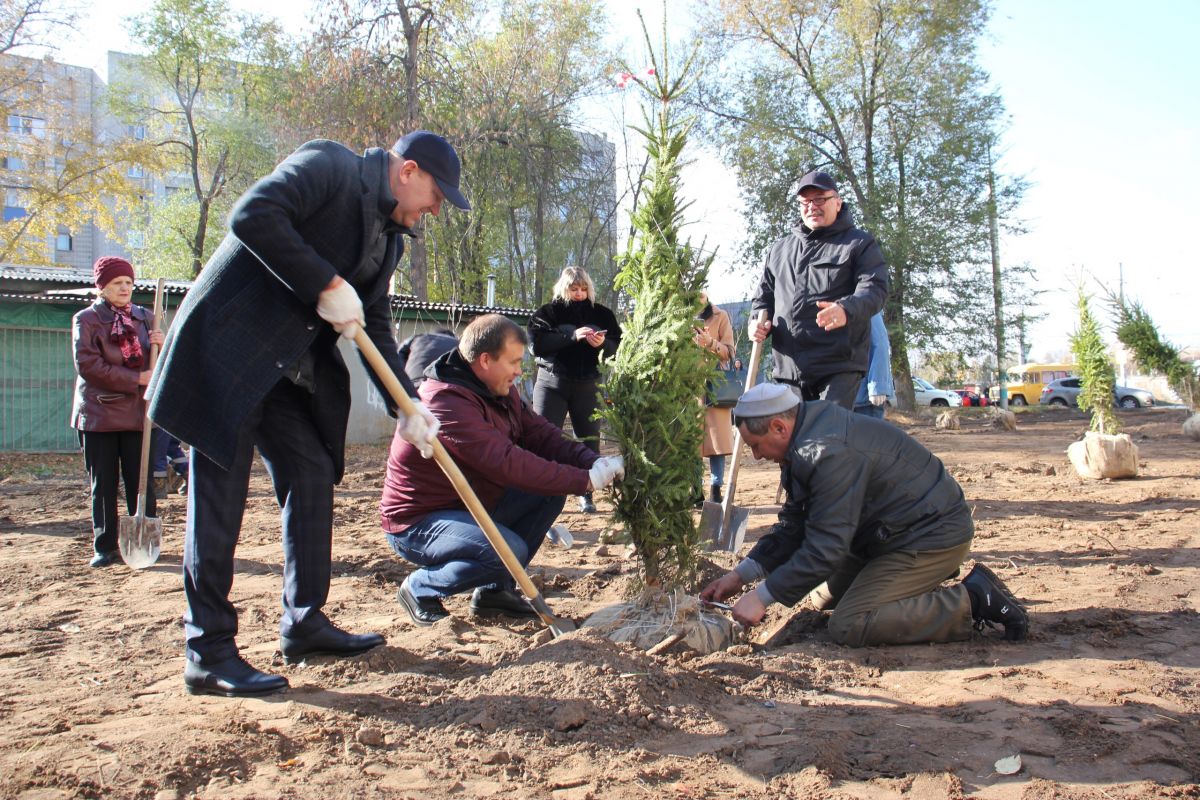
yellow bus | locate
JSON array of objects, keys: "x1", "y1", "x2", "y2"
[{"x1": 990, "y1": 362, "x2": 1075, "y2": 406}]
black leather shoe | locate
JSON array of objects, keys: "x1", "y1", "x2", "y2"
[
  {"x1": 280, "y1": 624, "x2": 385, "y2": 663},
  {"x1": 709, "y1": 485, "x2": 723, "y2": 504},
  {"x1": 471, "y1": 587, "x2": 538, "y2": 619},
  {"x1": 963, "y1": 563, "x2": 1029, "y2": 642},
  {"x1": 89, "y1": 550, "x2": 120, "y2": 568},
  {"x1": 398, "y1": 578, "x2": 449, "y2": 626},
  {"x1": 184, "y1": 655, "x2": 288, "y2": 698}
]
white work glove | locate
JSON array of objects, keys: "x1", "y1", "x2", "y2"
[
  {"x1": 748, "y1": 316, "x2": 772, "y2": 343},
  {"x1": 870, "y1": 394, "x2": 887, "y2": 407},
  {"x1": 316, "y1": 277, "x2": 364, "y2": 339},
  {"x1": 398, "y1": 400, "x2": 440, "y2": 458},
  {"x1": 587, "y1": 455, "x2": 625, "y2": 491}
]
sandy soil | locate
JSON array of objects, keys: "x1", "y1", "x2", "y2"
[{"x1": 1, "y1": 406, "x2": 1198, "y2": 799}]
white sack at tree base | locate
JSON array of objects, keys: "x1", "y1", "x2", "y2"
[
  {"x1": 989, "y1": 408, "x2": 1017, "y2": 431},
  {"x1": 583, "y1": 588, "x2": 736, "y2": 654},
  {"x1": 1183, "y1": 413, "x2": 1200, "y2": 441},
  {"x1": 935, "y1": 411, "x2": 960, "y2": 430},
  {"x1": 1067, "y1": 431, "x2": 1139, "y2": 479}
]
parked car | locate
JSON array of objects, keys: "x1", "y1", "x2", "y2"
[
  {"x1": 1039, "y1": 377, "x2": 1155, "y2": 409},
  {"x1": 954, "y1": 389, "x2": 989, "y2": 407},
  {"x1": 913, "y1": 378, "x2": 963, "y2": 407},
  {"x1": 988, "y1": 362, "x2": 1075, "y2": 406}
]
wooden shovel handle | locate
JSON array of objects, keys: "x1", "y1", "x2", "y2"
[
  {"x1": 135, "y1": 278, "x2": 166, "y2": 517},
  {"x1": 721, "y1": 310, "x2": 769, "y2": 542},
  {"x1": 353, "y1": 329, "x2": 563, "y2": 628}
]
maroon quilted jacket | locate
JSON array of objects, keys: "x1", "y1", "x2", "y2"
[
  {"x1": 380, "y1": 349, "x2": 598, "y2": 533},
  {"x1": 71, "y1": 300, "x2": 154, "y2": 432}
]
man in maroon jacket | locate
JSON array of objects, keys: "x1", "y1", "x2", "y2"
[{"x1": 381, "y1": 314, "x2": 624, "y2": 624}]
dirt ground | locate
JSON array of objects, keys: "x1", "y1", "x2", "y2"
[{"x1": 1, "y1": 406, "x2": 1198, "y2": 799}]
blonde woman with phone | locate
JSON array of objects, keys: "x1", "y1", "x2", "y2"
[{"x1": 528, "y1": 267, "x2": 622, "y2": 513}]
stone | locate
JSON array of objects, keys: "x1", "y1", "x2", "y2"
[
  {"x1": 355, "y1": 726, "x2": 385, "y2": 747},
  {"x1": 1183, "y1": 413, "x2": 1200, "y2": 441},
  {"x1": 469, "y1": 711, "x2": 499, "y2": 732},
  {"x1": 551, "y1": 701, "x2": 588, "y2": 731},
  {"x1": 1067, "y1": 431, "x2": 1139, "y2": 479},
  {"x1": 935, "y1": 411, "x2": 960, "y2": 430},
  {"x1": 478, "y1": 750, "x2": 511, "y2": 765}
]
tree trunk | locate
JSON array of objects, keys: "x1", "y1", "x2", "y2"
[
  {"x1": 192, "y1": 197, "x2": 209, "y2": 277},
  {"x1": 532, "y1": 153, "x2": 547, "y2": 304},
  {"x1": 987, "y1": 147, "x2": 1007, "y2": 409},
  {"x1": 889, "y1": 150, "x2": 914, "y2": 410},
  {"x1": 398, "y1": 2, "x2": 432, "y2": 299}
]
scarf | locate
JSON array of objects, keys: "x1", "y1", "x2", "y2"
[{"x1": 106, "y1": 302, "x2": 144, "y2": 369}]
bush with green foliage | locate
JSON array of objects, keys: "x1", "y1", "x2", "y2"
[
  {"x1": 597, "y1": 26, "x2": 713, "y2": 590},
  {"x1": 1070, "y1": 288, "x2": 1118, "y2": 434},
  {"x1": 1109, "y1": 296, "x2": 1198, "y2": 410}
]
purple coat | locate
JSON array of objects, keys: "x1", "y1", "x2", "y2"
[
  {"x1": 71, "y1": 300, "x2": 154, "y2": 432},
  {"x1": 381, "y1": 349, "x2": 598, "y2": 532}
]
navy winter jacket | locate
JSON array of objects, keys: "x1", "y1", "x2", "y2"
[
  {"x1": 146, "y1": 140, "x2": 412, "y2": 479},
  {"x1": 752, "y1": 206, "x2": 889, "y2": 382}
]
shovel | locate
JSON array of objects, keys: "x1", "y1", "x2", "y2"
[
  {"x1": 119, "y1": 278, "x2": 166, "y2": 569},
  {"x1": 353, "y1": 328, "x2": 577, "y2": 637},
  {"x1": 700, "y1": 310, "x2": 768, "y2": 552}
]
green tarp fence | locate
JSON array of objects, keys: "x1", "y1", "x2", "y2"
[{"x1": 1, "y1": 301, "x2": 79, "y2": 452}]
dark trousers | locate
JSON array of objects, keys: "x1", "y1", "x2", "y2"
[
  {"x1": 183, "y1": 379, "x2": 335, "y2": 664},
  {"x1": 783, "y1": 371, "x2": 864, "y2": 411},
  {"x1": 532, "y1": 370, "x2": 601, "y2": 454},
  {"x1": 82, "y1": 430, "x2": 156, "y2": 556},
  {"x1": 810, "y1": 540, "x2": 974, "y2": 646}
]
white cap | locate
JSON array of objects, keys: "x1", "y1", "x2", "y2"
[{"x1": 732, "y1": 382, "x2": 800, "y2": 419}]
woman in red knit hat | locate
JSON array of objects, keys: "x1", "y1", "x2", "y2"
[{"x1": 71, "y1": 256, "x2": 165, "y2": 567}]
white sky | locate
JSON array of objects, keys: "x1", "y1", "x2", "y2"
[{"x1": 52, "y1": 0, "x2": 1199, "y2": 357}]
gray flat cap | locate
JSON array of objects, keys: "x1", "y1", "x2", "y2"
[{"x1": 733, "y1": 382, "x2": 800, "y2": 418}]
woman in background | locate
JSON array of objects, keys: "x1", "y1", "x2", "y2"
[
  {"x1": 529, "y1": 267, "x2": 622, "y2": 513},
  {"x1": 71, "y1": 257, "x2": 163, "y2": 567},
  {"x1": 695, "y1": 291, "x2": 735, "y2": 503}
]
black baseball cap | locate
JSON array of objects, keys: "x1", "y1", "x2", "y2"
[
  {"x1": 796, "y1": 170, "x2": 838, "y2": 194},
  {"x1": 393, "y1": 130, "x2": 471, "y2": 211}
]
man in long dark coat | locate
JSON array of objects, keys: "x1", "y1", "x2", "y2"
[{"x1": 148, "y1": 131, "x2": 469, "y2": 697}]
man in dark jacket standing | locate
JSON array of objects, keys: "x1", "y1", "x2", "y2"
[
  {"x1": 750, "y1": 170, "x2": 889, "y2": 409},
  {"x1": 381, "y1": 314, "x2": 624, "y2": 625},
  {"x1": 148, "y1": 132, "x2": 469, "y2": 698},
  {"x1": 701, "y1": 383, "x2": 1028, "y2": 645}
]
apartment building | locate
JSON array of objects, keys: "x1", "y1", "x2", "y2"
[{"x1": 0, "y1": 52, "x2": 127, "y2": 269}]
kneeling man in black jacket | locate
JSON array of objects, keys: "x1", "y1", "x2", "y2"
[{"x1": 701, "y1": 383, "x2": 1028, "y2": 645}]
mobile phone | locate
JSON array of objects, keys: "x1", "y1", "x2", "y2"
[{"x1": 591, "y1": 329, "x2": 607, "y2": 335}]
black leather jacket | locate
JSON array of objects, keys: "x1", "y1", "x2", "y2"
[
  {"x1": 747, "y1": 401, "x2": 972, "y2": 606},
  {"x1": 528, "y1": 298, "x2": 621, "y2": 381},
  {"x1": 752, "y1": 206, "x2": 889, "y2": 382}
]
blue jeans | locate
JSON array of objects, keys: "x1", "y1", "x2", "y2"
[
  {"x1": 387, "y1": 488, "x2": 566, "y2": 600},
  {"x1": 708, "y1": 455, "x2": 726, "y2": 486},
  {"x1": 151, "y1": 428, "x2": 188, "y2": 475},
  {"x1": 853, "y1": 403, "x2": 886, "y2": 419}
]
